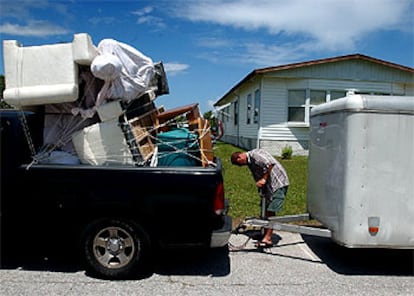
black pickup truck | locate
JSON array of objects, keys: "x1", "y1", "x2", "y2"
[{"x1": 0, "y1": 109, "x2": 232, "y2": 279}]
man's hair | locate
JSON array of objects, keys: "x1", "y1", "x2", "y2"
[{"x1": 230, "y1": 151, "x2": 243, "y2": 165}]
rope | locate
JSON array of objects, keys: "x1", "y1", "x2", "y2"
[
  {"x1": 28, "y1": 73, "x2": 102, "y2": 164},
  {"x1": 227, "y1": 217, "x2": 267, "y2": 251},
  {"x1": 124, "y1": 122, "x2": 211, "y2": 167},
  {"x1": 227, "y1": 221, "x2": 253, "y2": 251},
  {"x1": 19, "y1": 73, "x2": 215, "y2": 168},
  {"x1": 228, "y1": 236, "x2": 251, "y2": 251},
  {"x1": 17, "y1": 110, "x2": 36, "y2": 157},
  {"x1": 122, "y1": 106, "x2": 216, "y2": 167}
]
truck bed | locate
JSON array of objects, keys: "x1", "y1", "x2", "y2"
[{"x1": 1, "y1": 109, "x2": 231, "y2": 279}]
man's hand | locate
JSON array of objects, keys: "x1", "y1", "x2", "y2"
[
  {"x1": 256, "y1": 164, "x2": 273, "y2": 188},
  {"x1": 256, "y1": 178, "x2": 266, "y2": 188}
]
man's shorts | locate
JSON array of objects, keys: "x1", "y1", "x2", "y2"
[{"x1": 267, "y1": 186, "x2": 288, "y2": 213}]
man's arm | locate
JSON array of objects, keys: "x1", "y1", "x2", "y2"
[{"x1": 256, "y1": 164, "x2": 274, "y2": 188}]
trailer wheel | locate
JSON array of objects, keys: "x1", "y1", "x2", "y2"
[{"x1": 82, "y1": 219, "x2": 151, "y2": 280}]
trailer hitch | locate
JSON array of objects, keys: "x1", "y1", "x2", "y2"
[{"x1": 228, "y1": 198, "x2": 331, "y2": 251}]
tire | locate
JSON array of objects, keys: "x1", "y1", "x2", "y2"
[{"x1": 82, "y1": 218, "x2": 151, "y2": 280}]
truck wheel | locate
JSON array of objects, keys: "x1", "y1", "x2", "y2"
[{"x1": 82, "y1": 219, "x2": 151, "y2": 279}]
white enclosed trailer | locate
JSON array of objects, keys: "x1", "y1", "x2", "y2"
[
  {"x1": 229, "y1": 94, "x2": 413, "y2": 250},
  {"x1": 307, "y1": 95, "x2": 414, "y2": 249}
]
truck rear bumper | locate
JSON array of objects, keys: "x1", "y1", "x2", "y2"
[{"x1": 210, "y1": 215, "x2": 232, "y2": 248}]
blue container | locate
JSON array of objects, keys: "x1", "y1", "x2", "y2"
[{"x1": 157, "y1": 128, "x2": 200, "y2": 166}]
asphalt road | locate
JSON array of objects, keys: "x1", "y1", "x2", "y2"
[{"x1": 1, "y1": 231, "x2": 413, "y2": 296}]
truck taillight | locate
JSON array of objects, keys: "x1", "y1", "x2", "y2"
[{"x1": 213, "y1": 182, "x2": 225, "y2": 215}]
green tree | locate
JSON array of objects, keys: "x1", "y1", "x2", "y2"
[
  {"x1": 203, "y1": 110, "x2": 217, "y2": 131},
  {"x1": 0, "y1": 75, "x2": 13, "y2": 109},
  {"x1": 0, "y1": 75, "x2": 4, "y2": 100}
]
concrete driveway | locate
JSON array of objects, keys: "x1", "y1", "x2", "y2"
[{"x1": 1, "y1": 231, "x2": 413, "y2": 296}]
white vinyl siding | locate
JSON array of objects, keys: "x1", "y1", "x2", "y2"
[
  {"x1": 233, "y1": 101, "x2": 238, "y2": 125},
  {"x1": 222, "y1": 102, "x2": 237, "y2": 136},
  {"x1": 261, "y1": 78, "x2": 288, "y2": 127},
  {"x1": 260, "y1": 126, "x2": 309, "y2": 141}
]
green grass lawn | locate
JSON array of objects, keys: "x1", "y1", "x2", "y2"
[{"x1": 213, "y1": 141, "x2": 308, "y2": 225}]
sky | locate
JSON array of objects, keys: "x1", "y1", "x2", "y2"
[{"x1": 1, "y1": 0, "x2": 413, "y2": 113}]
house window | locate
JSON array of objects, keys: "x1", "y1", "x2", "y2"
[
  {"x1": 356, "y1": 91, "x2": 391, "y2": 95},
  {"x1": 309, "y1": 90, "x2": 325, "y2": 111},
  {"x1": 288, "y1": 89, "x2": 353, "y2": 123},
  {"x1": 233, "y1": 101, "x2": 238, "y2": 125},
  {"x1": 246, "y1": 93, "x2": 252, "y2": 124},
  {"x1": 330, "y1": 90, "x2": 346, "y2": 101},
  {"x1": 288, "y1": 89, "x2": 306, "y2": 122},
  {"x1": 254, "y1": 89, "x2": 260, "y2": 124},
  {"x1": 310, "y1": 90, "x2": 326, "y2": 106}
]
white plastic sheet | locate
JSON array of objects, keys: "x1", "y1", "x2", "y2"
[{"x1": 91, "y1": 38, "x2": 155, "y2": 106}]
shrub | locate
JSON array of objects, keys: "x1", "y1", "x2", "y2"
[{"x1": 281, "y1": 145, "x2": 293, "y2": 159}]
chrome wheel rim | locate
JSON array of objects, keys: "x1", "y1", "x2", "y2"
[{"x1": 92, "y1": 226, "x2": 137, "y2": 269}]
